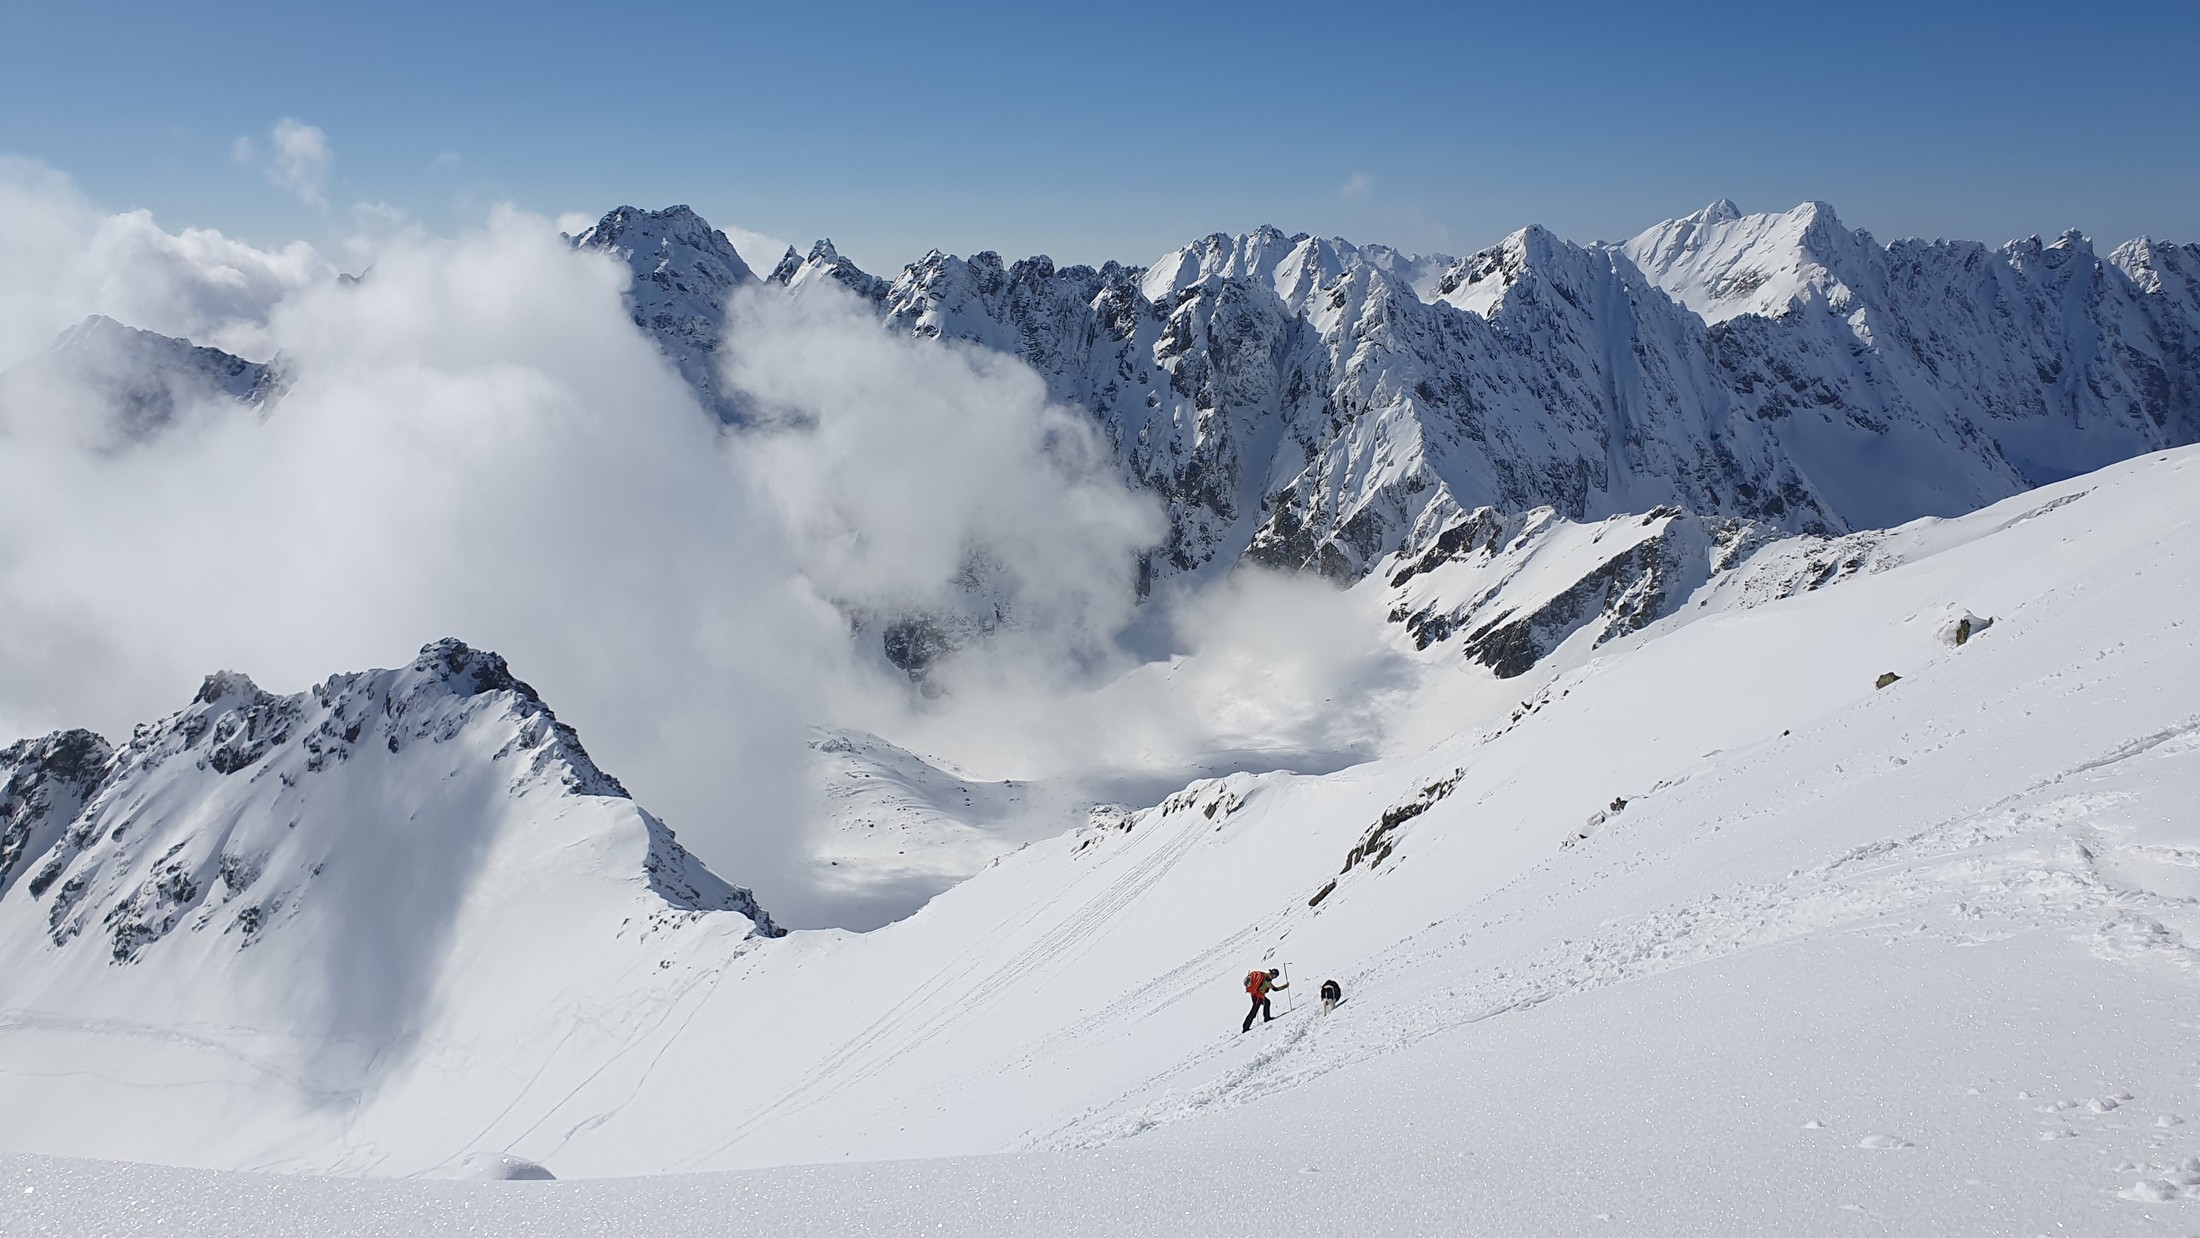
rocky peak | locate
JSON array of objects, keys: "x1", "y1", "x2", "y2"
[
  {"x1": 1141, "y1": 225, "x2": 1315, "y2": 304},
  {"x1": 408, "y1": 637, "x2": 531, "y2": 701},
  {"x1": 570, "y1": 205, "x2": 755, "y2": 286},
  {"x1": 569, "y1": 205, "x2": 754, "y2": 420},
  {"x1": 193, "y1": 669, "x2": 263, "y2": 706},
  {"x1": 1617, "y1": 200, "x2": 1879, "y2": 323},
  {"x1": 770, "y1": 239, "x2": 892, "y2": 307}
]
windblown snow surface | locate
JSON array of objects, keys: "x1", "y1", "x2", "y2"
[{"x1": 3, "y1": 443, "x2": 2199, "y2": 1233}]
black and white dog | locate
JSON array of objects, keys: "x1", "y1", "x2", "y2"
[{"x1": 1319, "y1": 979, "x2": 1342, "y2": 1014}]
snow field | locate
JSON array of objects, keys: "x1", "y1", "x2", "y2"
[{"x1": 2, "y1": 448, "x2": 2198, "y2": 1233}]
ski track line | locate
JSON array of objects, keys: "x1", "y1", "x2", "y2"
[
  {"x1": 463, "y1": 945, "x2": 748, "y2": 1165},
  {"x1": 2046, "y1": 714, "x2": 2200, "y2": 785},
  {"x1": 971, "y1": 918, "x2": 1278, "y2": 1119},
  {"x1": 680, "y1": 807, "x2": 1212, "y2": 1166},
  {"x1": 530, "y1": 955, "x2": 755, "y2": 1163},
  {"x1": 0, "y1": 1009, "x2": 392, "y2": 1099}
]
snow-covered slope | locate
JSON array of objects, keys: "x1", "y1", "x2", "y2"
[
  {"x1": 805, "y1": 726, "x2": 1059, "y2": 929},
  {"x1": 0, "y1": 315, "x2": 281, "y2": 444},
  {"x1": 739, "y1": 204, "x2": 2200, "y2": 598},
  {"x1": 1620, "y1": 198, "x2": 1852, "y2": 322},
  {"x1": 6, "y1": 445, "x2": 2198, "y2": 1236}
]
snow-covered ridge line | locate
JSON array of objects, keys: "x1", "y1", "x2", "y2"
[
  {"x1": 0, "y1": 637, "x2": 779, "y2": 968},
  {"x1": 724, "y1": 200, "x2": 2199, "y2": 599}
]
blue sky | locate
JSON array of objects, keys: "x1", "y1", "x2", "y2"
[{"x1": 3, "y1": 0, "x2": 2194, "y2": 271}]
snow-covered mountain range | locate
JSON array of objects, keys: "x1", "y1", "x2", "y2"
[
  {"x1": 581, "y1": 199, "x2": 2198, "y2": 583},
  {"x1": 6, "y1": 198, "x2": 2200, "y2": 1229},
  {"x1": 16, "y1": 203, "x2": 2196, "y2": 686}
]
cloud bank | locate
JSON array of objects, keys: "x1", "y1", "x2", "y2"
[{"x1": 0, "y1": 160, "x2": 1406, "y2": 927}]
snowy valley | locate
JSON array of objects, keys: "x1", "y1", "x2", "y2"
[{"x1": 2, "y1": 198, "x2": 2199, "y2": 1234}]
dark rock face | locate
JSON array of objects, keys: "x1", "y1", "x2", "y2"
[
  {"x1": 880, "y1": 617, "x2": 956, "y2": 678},
  {"x1": 0, "y1": 729, "x2": 113, "y2": 898},
  {"x1": 1382, "y1": 507, "x2": 1801, "y2": 678},
  {"x1": 1454, "y1": 532, "x2": 1685, "y2": 678}
]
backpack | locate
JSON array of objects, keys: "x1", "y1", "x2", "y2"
[{"x1": 1245, "y1": 970, "x2": 1267, "y2": 996}]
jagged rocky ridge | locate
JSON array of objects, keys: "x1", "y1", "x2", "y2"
[
  {"x1": 849, "y1": 205, "x2": 2196, "y2": 577},
  {"x1": 585, "y1": 201, "x2": 2199, "y2": 676},
  {"x1": 0, "y1": 638, "x2": 778, "y2": 965},
  {"x1": 598, "y1": 202, "x2": 2200, "y2": 576}
]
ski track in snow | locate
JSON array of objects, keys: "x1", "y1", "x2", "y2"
[
  {"x1": 490, "y1": 951, "x2": 749, "y2": 1166},
  {"x1": 680, "y1": 795, "x2": 1217, "y2": 1166}
]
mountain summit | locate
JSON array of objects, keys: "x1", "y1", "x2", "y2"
[{"x1": 569, "y1": 205, "x2": 756, "y2": 420}]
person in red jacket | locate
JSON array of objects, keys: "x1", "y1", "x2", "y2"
[{"x1": 1242, "y1": 968, "x2": 1288, "y2": 1032}]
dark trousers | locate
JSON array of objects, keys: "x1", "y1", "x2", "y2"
[{"x1": 1242, "y1": 995, "x2": 1272, "y2": 1031}]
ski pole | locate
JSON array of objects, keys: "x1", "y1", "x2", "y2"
[{"x1": 1283, "y1": 962, "x2": 1295, "y2": 1014}]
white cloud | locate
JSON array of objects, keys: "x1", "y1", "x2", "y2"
[
  {"x1": 0, "y1": 183, "x2": 1406, "y2": 929},
  {"x1": 434, "y1": 150, "x2": 462, "y2": 168},
  {"x1": 720, "y1": 222, "x2": 793, "y2": 273},
  {"x1": 1338, "y1": 171, "x2": 1376, "y2": 201},
  {"x1": 268, "y1": 118, "x2": 333, "y2": 207},
  {"x1": 723, "y1": 283, "x2": 1161, "y2": 641},
  {"x1": 0, "y1": 159, "x2": 98, "y2": 367},
  {"x1": 0, "y1": 194, "x2": 1188, "y2": 926},
  {"x1": 230, "y1": 136, "x2": 255, "y2": 165}
]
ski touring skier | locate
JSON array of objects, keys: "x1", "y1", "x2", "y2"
[
  {"x1": 1242, "y1": 968, "x2": 1288, "y2": 1032},
  {"x1": 1319, "y1": 979, "x2": 1342, "y2": 1014}
]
